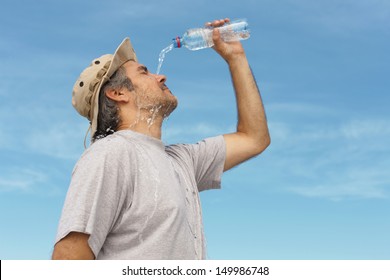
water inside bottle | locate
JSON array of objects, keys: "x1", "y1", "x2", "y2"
[{"x1": 156, "y1": 43, "x2": 174, "y2": 74}]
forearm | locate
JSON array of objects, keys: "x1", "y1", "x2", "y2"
[
  {"x1": 228, "y1": 54, "x2": 270, "y2": 149},
  {"x1": 209, "y1": 18, "x2": 270, "y2": 170}
]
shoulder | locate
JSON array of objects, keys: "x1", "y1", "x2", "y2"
[
  {"x1": 74, "y1": 133, "x2": 133, "y2": 172},
  {"x1": 90, "y1": 133, "x2": 129, "y2": 154}
]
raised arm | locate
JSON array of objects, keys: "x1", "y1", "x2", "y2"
[{"x1": 209, "y1": 19, "x2": 270, "y2": 171}]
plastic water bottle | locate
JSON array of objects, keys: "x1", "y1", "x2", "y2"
[
  {"x1": 156, "y1": 19, "x2": 250, "y2": 74},
  {"x1": 173, "y1": 19, "x2": 250, "y2": 51}
]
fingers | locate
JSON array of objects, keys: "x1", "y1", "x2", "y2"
[
  {"x1": 212, "y1": 28, "x2": 225, "y2": 52},
  {"x1": 205, "y1": 18, "x2": 230, "y2": 28},
  {"x1": 208, "y1": 18, "x2": 229, "y2": 50},
  {"x1": 212, "y1": 28, "x2": 221, "y2": 43}
]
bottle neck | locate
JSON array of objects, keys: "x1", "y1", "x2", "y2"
[{"x1": 173, "y1": 36, "x2": 182, "y2": 48}]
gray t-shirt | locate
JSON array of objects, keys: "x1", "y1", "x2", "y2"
[{"x1": 55, "y1": 130, "x2": 225, "y2": 259}]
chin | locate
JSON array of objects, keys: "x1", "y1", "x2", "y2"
[{"x1": 162, "y1": 98, "x2": 178, "y2": 118}]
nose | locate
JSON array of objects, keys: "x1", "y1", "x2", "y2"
[{"x1": 154, "y1": 74, "x2": 167, "y2": 84}]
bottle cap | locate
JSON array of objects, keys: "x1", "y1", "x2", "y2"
[{"x1": 172, "y1": 36, "x2": 182, "y2": 48}]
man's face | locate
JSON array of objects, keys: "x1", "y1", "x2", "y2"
[{"x1": 122, "y1": 60, "x2": 177, "y2": 118}]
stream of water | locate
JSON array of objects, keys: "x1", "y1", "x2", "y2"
[{"x1": 156, "y1": 43, "x2": 174, "y2": 75}]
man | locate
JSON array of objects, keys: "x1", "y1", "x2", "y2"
[{"x1": 52, "y1": 18, "x2": 270, "y2": 260}]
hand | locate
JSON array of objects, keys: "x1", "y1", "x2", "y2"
[{"x1": 205, "y1": 18, "x2": 246, "y2": 63}]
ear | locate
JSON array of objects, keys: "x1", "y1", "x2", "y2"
[{"x1": 105, "y1": 89, "x2": 130, "y2": 103}]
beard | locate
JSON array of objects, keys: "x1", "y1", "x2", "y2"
[{"x1": 133, "y1": 87, "x2": 178, "y2": 121}]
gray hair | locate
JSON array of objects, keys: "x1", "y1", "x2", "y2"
[{"x1": 93, "y1": 66, "x2": 134, "y2": 141}]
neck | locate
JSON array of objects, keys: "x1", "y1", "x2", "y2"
[{"x1": 117, "y1": 108, "x2": 164, "y2": 139}]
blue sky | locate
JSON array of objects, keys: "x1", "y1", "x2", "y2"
[{"x1": 0, "y1": 0, "x2": 389, "y2": 259}]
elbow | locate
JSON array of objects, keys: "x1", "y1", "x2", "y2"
[
  {"x1": 263, "y1": 133, "x2": 271, "y2": 150},
  {"x1": 253, "y1": 132, "x2": 271, "y2": 155},
  {"x1": 265, "y1": 132, "x2": 271, "y2": 147}
]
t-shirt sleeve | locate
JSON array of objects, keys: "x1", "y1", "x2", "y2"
[
  {"x1": 167, "y1": 135, "x2": 226, "y2": 192},
  {"x1": 55, "y1": 142, "x2": 131, "y2": 258}
]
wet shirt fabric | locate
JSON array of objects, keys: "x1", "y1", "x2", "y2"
[{"x1": 55, "y1": 130, "x2": 226, "y2": 259}]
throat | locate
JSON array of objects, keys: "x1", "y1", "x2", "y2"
[{"x1": 117, "y1": 106, "x2": 165, "y2": 139}]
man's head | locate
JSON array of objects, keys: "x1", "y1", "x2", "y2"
[
  {"x1": 71, "y1": 38, "x2": 177, "y2": 143},
  {"x1": 93, "y1": 60, "x2": 177, "y2": 141}
]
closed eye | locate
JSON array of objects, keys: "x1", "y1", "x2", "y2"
[{"x1": 137, "y1": 65, "x2": 149, "y2": 74}]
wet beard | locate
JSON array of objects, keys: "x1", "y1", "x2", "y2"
[{"x1": 134, "y1": 94, "x2": 178, "y2": 126}]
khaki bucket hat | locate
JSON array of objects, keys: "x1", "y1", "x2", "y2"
[{"x1": 72, "y1": 37, "x2": 137, "y2": 144}]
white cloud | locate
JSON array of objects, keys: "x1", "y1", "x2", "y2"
[
  {"x1": 288, "y1": 163, "x2": 390, "y2": 201},
  {"x1": 0, "y1": 168, "x2": 47, "y2": 193},
  {"x1": 0, "y1": 102, "x2": 86, "y2": 160},
  {"x1": 289, "y1": 183, "x2": 387, "y2": 201},
  {"x1": 26, "y1": 122, "x2": 86, "y2": 160},
  {"x1": 341, "y1": 119, "x2": 390, "y2": 139},
  {"x1": 266, "y1": 116, "x2": 390, "y2": 200}
]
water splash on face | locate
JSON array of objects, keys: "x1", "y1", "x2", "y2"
[
  {"x1": 123, "y1": 80, "x2": 178, "y2": 132},
  {"x1": 156, "y1": 44, "x2": 174, "y2": 75},
  {"x1": 132, "y1": 90, "x2": 176, "y2": 125}
]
